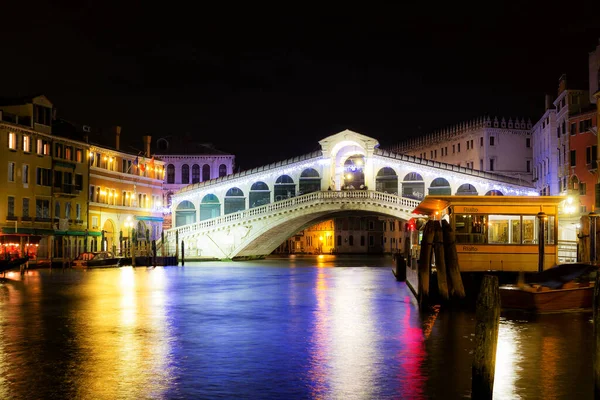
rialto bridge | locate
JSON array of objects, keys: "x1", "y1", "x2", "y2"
[{"x1": 164, "y1": 130, "x2": 536, "y2": 259}]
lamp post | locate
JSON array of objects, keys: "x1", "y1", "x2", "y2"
[{"x1": 124, "y1": 216, "x2": 133, "y2": 257}]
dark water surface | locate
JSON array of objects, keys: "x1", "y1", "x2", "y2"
[{"x1": 0, "y1": 256, "x2": 593, "y2": 399}]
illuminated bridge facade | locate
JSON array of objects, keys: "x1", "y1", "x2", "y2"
[{"x1": 165, "y1": 130, "x2": 536, "y2": 259}]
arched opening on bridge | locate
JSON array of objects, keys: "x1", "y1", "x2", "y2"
[
  {"x1": 176, "y1": 200, "x2": 197, "y2": 227},
  {"x1": 429, "y1": 177, "x2": 451, "y2": 195},
  {"x1": 192, "y1": 164, "x2": 200, "y2": 183},
  {"x1": 401, "y1": 172, "x2": 424, "y2": 200},
  {"x1": 219, "y1": 164, "x2": 227, "y2": 177},
  {"x1": 485, "y1": 190, "x2": 504, "y2": 196},
  {"x1": 167, "y1": 164, "x2": 175, "y2": 184},
  {"x1": 456, "y1": 184, "x2": 478, "y2": 196},
  {"x1": 375, "y1": 167, "x2": 398, "y2": 194},
  {"x1": 202, "y1": 164, "x2": 211, "y2": 181},
  {"x1": 299, "y1": 168, "x2": 321, "y2": 195},
  {"x1": 275, "y1": 175, "x2": 295, "y2": 201},
  {"x1": 250, "y1": 181, "x2": 270, "y2": 208},
  {"x1": 343, "y1": 155, "x2": 365, "y2": 189},
  {"x1": 200, "y1": 194, "x2": 220, "y2": 221},
  {"x1": 224, "y1": 187, "x2": 246, "y2": 214}
]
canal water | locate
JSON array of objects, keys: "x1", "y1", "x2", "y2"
[{"x1": 0, "y1": 255, "x2": 593, "y2": 399}]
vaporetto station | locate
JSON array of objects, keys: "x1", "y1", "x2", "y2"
[{"x1": 164, "y1": 130, "x2": 537, "y2": 260}]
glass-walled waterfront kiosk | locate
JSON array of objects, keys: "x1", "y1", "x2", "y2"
[{"x1": 412, "y1": 195, "x2": 564, "y2": 272}]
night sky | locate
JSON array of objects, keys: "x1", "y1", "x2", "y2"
[{"x1": 2, "y1": 2, "x2": 600, "y2": 169}]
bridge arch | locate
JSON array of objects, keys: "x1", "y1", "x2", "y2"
[
  {"x1": 456, "y1": 183, "x2": 478, "y2": 195},
  {"x1": 299, "y1": 168, "x2": 321, "y2": 195},
  {"x1": 176, "y1": 200, "x2": 197, "y2": 227},
  {"x1": 275, "y1": 175, "x2": 295, "y2": 201},
  {"x1": 376, "y1": 167, "x2": 398, "y2": 194},
  {"x1": 429, "y1": 177, "x2": 451, "y2": 195},
  {"x1": 250, "y1": 182, "x2": 270, "y2": 208},
  {"x1": 200, "y1": 194, "x2": 220, "y2": 221},
  {"x1": 485, "y1": 190, "x2": 504, "y2": 196},
  {"x1": 224, "y1": 187, "x2": 245, "y2": 214},
  {"x1": 402, "y1": 172, "x2": 424, "y2": 200}
]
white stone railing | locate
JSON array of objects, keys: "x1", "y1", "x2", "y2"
[{"x1": 165, "y1": 190, "x2": 420, "y2": 239}]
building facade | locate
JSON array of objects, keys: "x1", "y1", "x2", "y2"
[
  {"x1": 154, "y1": 134, "x2": 235, "y2": 229},
  {"x1": 531, "y1": 96, "x2": 559, "y2": 196},
  {"x1": 0, "y1": 95, "x2": 89, "y2": 262},
  {"x1": 87, "y1": 133, "x2": 165, "y2": 254},
  {"x1": 389, "y1": 116, "x2": 533, "y2": 181}
]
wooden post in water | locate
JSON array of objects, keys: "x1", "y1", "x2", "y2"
[
  {"x1": 441, "y1": 219, "x2": 465, "y2": 298},
  {"x1": 181, "y1": 240, "x2": 185, "y2": 266},
  {"x1": 594, "y1": 272, "x2": 600, "y2": 398},
  {"x1": 472, "y1": 275, "x2": 500, "y2": 400},
  {"x1": 590, "y1": 211, "x2": 599, "y2": 265},
  {"x1": 433, "y1": 222, "x2": 449, "y2": 301},
  {"x1": 418, "y1": 220, "x2": 435, "y2": 305}
]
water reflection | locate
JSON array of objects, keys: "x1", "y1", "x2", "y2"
[{"x1": 0, "y1": 259, "x2": 595, "y2": 399}]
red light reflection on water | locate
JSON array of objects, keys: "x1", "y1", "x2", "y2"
[{"x1": 394, "y1": 300, "x2": 435, "y2": 400}]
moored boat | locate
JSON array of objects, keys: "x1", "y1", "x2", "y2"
[
  {"x1": 72, "y1": 251, "x2": 120, "y2": 269},
  {"x1": 0, "y1": 256, "x2": 30, "y2": 274},
  {"x1": 500, "y1": 263, "x2": 598, "y2": 313}
]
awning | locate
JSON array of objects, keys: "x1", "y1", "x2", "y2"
[{"x1": 411, "y1": 196, "x2": 452, "y2": 217}]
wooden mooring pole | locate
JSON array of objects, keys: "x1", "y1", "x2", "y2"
[
  {"x1": 181, "y1": 240, "x2": 185, "y2": 266},
  {"x1": 593, "y1": 272, "x2": 600, "y2": 399},
  {"x1": 472, "y1": 275, "x2": 500, "y2": 400}
]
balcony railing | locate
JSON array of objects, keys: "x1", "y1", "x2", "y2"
[{"x1": 54, "y1": 183, "x2": 81, "y2": 196}]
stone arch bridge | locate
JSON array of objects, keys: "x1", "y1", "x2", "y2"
[{"x1": 164, "y1": 130, "x2": 536, "y2": 259}]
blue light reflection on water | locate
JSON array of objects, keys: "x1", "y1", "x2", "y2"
[{"x1": 0, "y1": 257, "x2": 594, "y2": 399}]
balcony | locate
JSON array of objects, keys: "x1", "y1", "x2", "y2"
[
  {"x1": 587, "y1": 162, "x2": 597, "y2": 172},
  {"x1": 54, "y1": 183, "x2": 81, "y2": 197}
]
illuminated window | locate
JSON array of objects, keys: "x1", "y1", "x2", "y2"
[
  {"x1": 76, "y1": 149, "x2": 83, "y2": 163},
  {"x1": 22, "y1": 164, "x2": 29, "y2": 184},
  {"x1": 65, "y1": 146, "x2": 72, "y2": 161},
  {"x1": 8, "y1": 162, "x2": 15, "y2": 182},
  {"x1": 76, "y1": 204, "x2": 81, "y2": 220},
  {"x1": 23, "y1": 135, "x2": 31, "y2": 152},
  {"x1": 8, "y1": 132, "x2": 17, "y2": 150},
  {"x1": 37, "y1": 139, "x2": 43, "y2": 155},
  {"x1": 92, "y1": 216, "x2": 98, "y2": 228}
]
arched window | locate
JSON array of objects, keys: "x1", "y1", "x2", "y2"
[
  {"x1": 429, "y1": 177, "x2": 451, "y2": 195},
  {"x1": 176, "y1": 200, "x2": 196, "y2": 227},
  {"x1": 375, "y1": 167, "x2": 398, "y2": 194},
  {"x1": 299, "y1": 168, "x2": 321, "y2": 194},
  {"x1": 456, "y1": 184, "x2": 478, "y2": 196},
  {"x1": 192, "y1": 164, "x2": 200, "y2": 183},
  {"x1": 202, "y1": 164, "x2": 211, "y2": 181},
  {"x1": 249, "y1": 181, "x2": 270, "y2": 208},
  {"x1": 200, "y1": 194, "x2": 220, "y2": 221},
  {"x1": 224, "y1": 187, "x2": 245, "y2": 214},
  {"x1": 274, "y1": 175, "x2": 295, "y2": 201},
  {"x1": 401, "y1": 172, "x2": 424, "y2": 200},
  {"x1": 166, "y1": 164, "x2": 175, "y2": 184},
  {"x1": 219, "y1": 164, "x2": 227, "y2": 177},
  {"x1": 181, "y1": 164, "x2": 190, "y2": 184}
]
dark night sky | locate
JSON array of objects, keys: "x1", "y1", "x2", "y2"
[{"x1": 2, "y1": 2, "x2": 600, "y2": 169}]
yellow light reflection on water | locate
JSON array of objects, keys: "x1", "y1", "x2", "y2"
[
  {"x1": 493, "y1": 319, "x2": 523, "y2": 400},
  {"x1": 71, "y1": 268, "x2": 173, "y2": 399}
]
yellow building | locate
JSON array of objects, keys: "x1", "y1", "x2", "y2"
[
  {"x1": 0, "y1": 95, "x2": 89, "y2": 263},
  {"x1": 88, "y1": 132, "x2": 165, "y2": 254}
]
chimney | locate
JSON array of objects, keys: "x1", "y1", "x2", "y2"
[
  {"x1": 115, "y1": 126, "x2": 121, "y2": 150},
  {"x1": 143, "y1": 135, "x2": 151, "y2": 157},
  {"x1": 558, "y1": 74, "x2": 567, "y2": 95},
  {"x1": 545, "y1": 94, "x2": 553, "y2": 110}
]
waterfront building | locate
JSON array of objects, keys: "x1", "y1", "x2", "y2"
[
  {"x1": 154, "y1": 133, "x2": 235, "y2": 229},
  {"x1": 381, "y1": 217, "x2": 404, "y2": 254},
  {"x1": 589, "y1": 38, "x2": 600, "y2": 105},
  {"x1": 531, "y1": 96, "x2": 559, "y2": 196},
  {"x1": 567, "y1": 107, "x2": 597, "y2": 215},
  {"x1": 0, "y1": 95, "x2": 89, "y2": 262},
  {"x1": 54, "y1": 121, "x2": 166, "y2": 254},
  {"x1": 388, "y1": 116, "x2": 533, "y2": 183}
]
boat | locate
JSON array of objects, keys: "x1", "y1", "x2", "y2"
[
  {"x1": 499, "y1": 263, "x2": 598, "y2": 313},
  {"x1": 0, "y1": 256, "x2": 30, "y2": 274},
  {"x1": 72, "y1": 251, "x2": 120, "y2": 269}
]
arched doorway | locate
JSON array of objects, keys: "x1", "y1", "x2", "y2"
[
  {"x1": 200, "y1": 194, "x2": 220, "y2": 221},
  {"x1": 176, "y1": 200, "x2": 197, "y2": 227},
  {"x1": 275, "y1": 175, "x2": 295, "y2": 201},
  {"x1": 343, "y1": 155, "x2": 365, "y2": 189},
  {"x1": 456, "y1": 184, "x2": 478, "y2": 196},
  {"x1": 136, "y1": 220, "x2": 147, "y2": 241},
  {"x1": 485, "y1": 190, "x2": 504, "y2": 196},
  {"x1": 299, "y1": 168, "x2": 321, "y2": 195},
  {"x1": 429, "y1": 177, "x2": 451, "y2": 195},
  {"x1": 102, "y1": 219, "x2": 115, "y2": 253},
  {"x1": 402, "y1": 172, "x2": 425, "y2": 200},
  {"x1": 224, "y1": 187, "x2": 245, "y2": 214},
  {"x1": 249, "y1": 182, "x2": 270, "y2": 208},
  {"x1": 375, "y1": 167, "x2": 398, "y2": 194}
]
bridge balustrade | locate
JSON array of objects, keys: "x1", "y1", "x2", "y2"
[{"x1": 166, "y1": 190, "x2": 421, "y2": 240}]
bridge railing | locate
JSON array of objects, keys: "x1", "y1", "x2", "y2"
[{"x1": 166, "y1": 190, "x2": 421, "y2": 239}]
